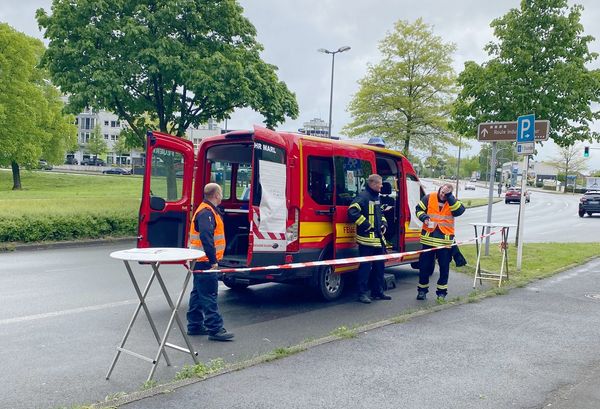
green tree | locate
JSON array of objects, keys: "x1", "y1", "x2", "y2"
[
  {"x1": 547, "y1": 144, "x2": 588, "y2": 192},
  {"x1": 452, "y1": 0, "x2": 600, "y2": 147},
  {"x1": 0, "y1": 23, "x2": 76, "y2": 190},
  {"x1": 87, "y1": 124, "x2": 108, "y2": 161},
  {"x1": 36, "y1": 0, "x2": 298, "y2": 147},
  {"x1": 343, "y1": 18, "x2": 458, "y2": 155}
]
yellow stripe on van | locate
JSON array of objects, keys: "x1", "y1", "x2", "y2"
[{"x1": 300, "y1": 222, "x2": 333, "y2": 237}]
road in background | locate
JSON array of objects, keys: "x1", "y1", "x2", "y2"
[{"x1": 420, "y1": 178, "x2": 597, "y2": 243}]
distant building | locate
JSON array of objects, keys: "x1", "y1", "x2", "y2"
[
  {"x1": 298, "y1": 118, "x2": 329, "y2": 138},
  {"x1": 68, "y1": 106, "x2": 221, "y2": 165},
  {"x1": 70, "y1": 107, "x2": 141, "y2": 166},
  {"x1": 186, "y1": 119, "x2": 221, "y2": 153}
]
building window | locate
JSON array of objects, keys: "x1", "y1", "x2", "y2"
[
  {"x1": 75, "y1": 118, "x2": 79, "y2": 125},
  {"x1": 104, "y1": 134, "x2": 109, "y2": 140},
  {"x1": 85, "y1": 133, "x2": 90, "y2": 142},
  {"x1": 111, "y1": 121, "x2": 117, "y2": 127},
  {"x1": 111, "y1": 134, "x2": 116, "y2": 141},
  {"x1": 104, "y1": 121, "x2": 109, "y2": 126}
]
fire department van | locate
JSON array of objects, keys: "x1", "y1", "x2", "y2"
[{"x1": 138, "y1": 126, "x2": 425, "y2": 300}]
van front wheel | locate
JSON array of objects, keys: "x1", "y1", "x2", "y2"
[
  {"x1": 222, "y1": 275, "x2": 249, "y2": 291},
  {"x1": 317, "y1": 265, "x2": 344, "y2": 301}
]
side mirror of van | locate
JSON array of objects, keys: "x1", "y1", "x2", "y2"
[
  {"x1": 150, "y1": 196, "x2": 166, "y2": 211},
  {"x1": 381, "y1": 182, "x2": 392, "y2": 195}
]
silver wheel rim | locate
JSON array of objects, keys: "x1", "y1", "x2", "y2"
[{"x1": 323, "y1": 267, "x2": 340, "y2": 294}]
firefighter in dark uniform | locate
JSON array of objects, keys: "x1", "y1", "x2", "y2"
[
  {"x1": 348, "y1": 174, "x2": 392, "y2": 304},
  {"x1": 415, "y1": 183, "x2": 465, "y2": 301}
]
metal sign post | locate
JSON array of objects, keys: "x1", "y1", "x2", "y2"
[
  {"x1": 484, "y1": 142, "x2": 497, "y2": 256},
  {"x1": 515, "y1": 114, "x2": 535, "y2": 271}
]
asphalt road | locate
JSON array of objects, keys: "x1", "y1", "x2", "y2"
[
  {"x1": 1, "y1": 186, "x2": 597, "y2": 408},
  {"x1": 0, "y1": 243, "x2": 479, "y2": 409},
  {"x1": 421, "y1": 178, "x2": 598, "y2": 243}
]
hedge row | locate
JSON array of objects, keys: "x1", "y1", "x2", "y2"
[{"x1": 0, "y1": 214, "x2": 137, "y2": 243}]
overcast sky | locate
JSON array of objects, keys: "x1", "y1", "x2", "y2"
[{"x1": 2, "y1": 0, "x2": 600, "y2": 170}]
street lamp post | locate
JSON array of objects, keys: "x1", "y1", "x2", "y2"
[{"x1": 318, "y1": 46, "x2": 351, "y2": 138}]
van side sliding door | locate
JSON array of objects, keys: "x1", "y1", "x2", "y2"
[{"x1": 137, "y1": 131, "x2": 195, "y2": 249}]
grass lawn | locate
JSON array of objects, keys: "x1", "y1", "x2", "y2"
[
  {"x1": 0, "y1": 170, "x2": 143, "y2": 217},
  {"x1": 456, "y1": 242, "x2": 600, "y2": 285},
  {"x1": 462, "y1": 197, "x2": 502, "y2": 208}
]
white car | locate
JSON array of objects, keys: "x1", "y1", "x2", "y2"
[{"x1": 464, "y1": 183, "x2": 476, "y2": 190}]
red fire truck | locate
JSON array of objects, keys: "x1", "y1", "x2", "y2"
[{"x1": 138, "y1": 126, "x2": 425, "y2": 300}]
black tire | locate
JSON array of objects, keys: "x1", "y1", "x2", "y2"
[
  {"x1": 222, "y1": 275, "x2": 249, "y2": 290},
  {"x1": 316, "y1": 265, "x2": 344, "y2": 301},
  {"x1": 410, "y1": 262, "x2": 420, "y2": 270},
  {"x1": 579, "y1": 209, "x2": 585, "y2": 218},
  {"x1": 588, "y1": 212, "x2": 593, "y2": 216},
  {"x1": 505, "y1": 200, "x2": 509, "y2": 204}
]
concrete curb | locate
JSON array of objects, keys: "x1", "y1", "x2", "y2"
[{"x1": 0, "y1": 236, "x2": 136, "y2": 253}]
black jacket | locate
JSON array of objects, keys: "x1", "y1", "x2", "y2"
[{"x1": 347, "y1": 185, "x2": 387, "y2": 247}]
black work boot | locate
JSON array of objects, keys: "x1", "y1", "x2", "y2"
[
  {"x1": 208, "y1": 328, "x2": 234, "y2": 341},
  {"x1": 358, "y1": 294, "x2": 372, "y2": 304},
  {"x1": 416, "y1": 290, "x2": 427, "y2": 301}
]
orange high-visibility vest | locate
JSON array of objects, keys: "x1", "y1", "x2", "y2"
[
  {"x1": 188, "y1": 202, "x2": 226, "y2": 262},
  {"x1": 422, "y1": 193, "x2": 455, "y2": 235}
]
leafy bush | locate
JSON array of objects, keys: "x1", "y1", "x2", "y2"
[{"x1": 0, "y1": 214, "x2": 136, "y2": 243}]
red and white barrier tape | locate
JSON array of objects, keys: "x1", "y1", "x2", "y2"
[{"x1": 199, "y1": 228, "x2": 502, "y2": 274}]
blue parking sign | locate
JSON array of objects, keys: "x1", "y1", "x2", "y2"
[{"x1": 517, "y1": 114, "x2": 535, "y2": 143}]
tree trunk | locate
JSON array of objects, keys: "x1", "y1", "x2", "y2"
[{"x1": 11, "y1": 161, "x2": 22, "y2": 190}]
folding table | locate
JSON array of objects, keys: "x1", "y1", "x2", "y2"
[
  {"x1": 106, "y1": 247, "x2": 203, "y2": 382},
  {"x1": 470, "y1": 222, "x2": 517, "y2": 288}
]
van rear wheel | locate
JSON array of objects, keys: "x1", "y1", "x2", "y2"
[{"x1": 317, "y1": 265, "x2": 344, "y2": 301}]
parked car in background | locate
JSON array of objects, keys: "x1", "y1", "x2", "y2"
[
  {"x1": 37, "y1": 160, "x2": 53, "y2": 170},
  {"x1": 82, "y1": 157, "x2": 106, "y2": 166},
  {"x1": 65, "y1": 157, "x2": 78, "y2": 165},
  {"x1": 579, "y1": 190, "x2": 600, "y2": 217},
  {"x1": 505, "y1": 187, "x2": 530, "y2": 204},
  {"x1": 102, "y1": 167, "x2": 131, "y2": 175},
  {"x1": 464, "y1": 182, "x2": 476, "y2": 190}
]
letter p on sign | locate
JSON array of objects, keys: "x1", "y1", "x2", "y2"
[{"x1": 517, "y1": 114, "x2": 535, "y2": 143}]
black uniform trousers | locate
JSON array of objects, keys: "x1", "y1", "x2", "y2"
[
  {"x1": 357, "y1": 244, "x2": 385, "y2": 297},
  {"x1": 418, "y1": 244, "x2": 452, "y2": 296}
]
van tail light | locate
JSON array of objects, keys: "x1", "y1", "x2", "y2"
[{"x1": 286, "y1": 208, "x2": 299, "y2": 252}]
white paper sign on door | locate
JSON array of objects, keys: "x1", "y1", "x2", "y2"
[{"x1": 258, "y1": 160, "x2": 287, "y2": 233}]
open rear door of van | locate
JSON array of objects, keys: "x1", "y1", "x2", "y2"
[
  {"x1": 138, "y1": 131, "x2": 195, "y2": 249},
  {"x1": 248, "y1": 126, "x2": 288, "y2": 264}
]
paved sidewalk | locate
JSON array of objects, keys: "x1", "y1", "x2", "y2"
[{"x1": 120, "y1": 258, "x2": 600, "y2": 409}]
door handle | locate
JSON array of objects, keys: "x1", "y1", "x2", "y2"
[{"x1": 315, "y1": 206, "x2": 336, "y2": 216}]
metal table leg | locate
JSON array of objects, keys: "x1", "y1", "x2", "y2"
[
  {"x1": 473, "y1": 225, "x2": 484, "y2": 288},
  {"x1": 147, "y1": 264, "x2": 199, "y2": 382},
  {"x1": 106, "y1": 261, "x2": 171, "y2": 380}
]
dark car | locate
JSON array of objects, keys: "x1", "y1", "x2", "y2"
[
  {"x1": 37, "y1": 160, "x2": 53, "y2": 170},
  {"x1": 505, "y1": 187, "x2": 530, "y2": 204},
  {"x1": 82, "y1": 157, "x2": 106, "y2": 166},
  {"x1": 65, "y1": 157, "x2": 78, "y2": 165},
  {"x1": 102, "y1": 167, "x2": 131, "y2": 175},
  {"x1": 579, "y1": 190, "x2": 600, "y2": 217}
]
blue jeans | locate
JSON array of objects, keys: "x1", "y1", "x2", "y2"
[{"x1": 187, "y1": 262, "x2": 223, "y2": 334}]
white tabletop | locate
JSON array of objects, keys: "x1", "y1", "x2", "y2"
[
  {"x1": 110, "y1": 247, "x2": 205, "y2": 262},
  {"x1": 469, "y1": 222, "x2": 517, "y2": 228}
]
